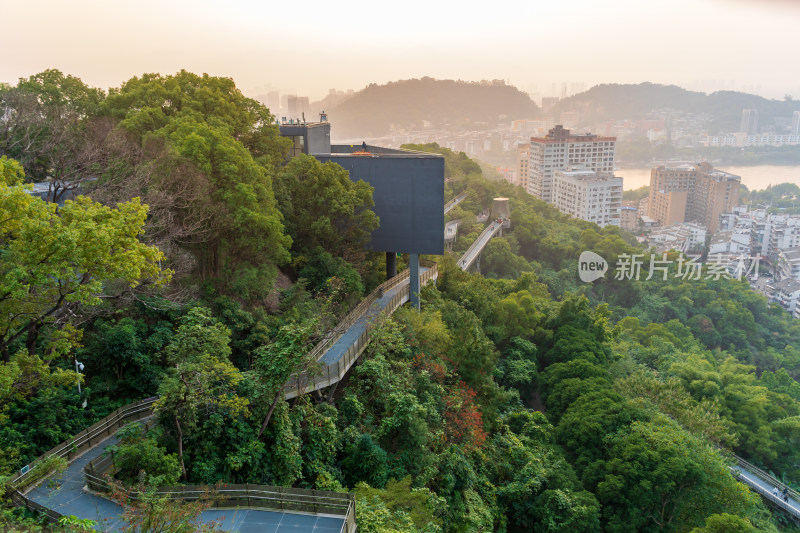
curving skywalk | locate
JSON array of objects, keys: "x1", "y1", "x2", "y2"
[
  {"x1": 26, "y1": 432, "x2": 346, "y2": 532},
  {"x1": 444, "y1": 192, "x2": 467, "y2": 214},
  {"x1": 457, "y1": 219, "x2": 504, "y2": 271},
  {"x1": 283, "y1": 193, "x2": 472, "y2": 399}
]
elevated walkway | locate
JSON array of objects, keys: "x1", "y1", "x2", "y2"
[
  {"x1": 10, "y1": 399, "x2": 355, "y2": 532},
  {"x1": 284, "y1": 266, "x2": 437, "y2": 399},
  {"x1": 283, "y1": 193, "x2": 469, "y2": 399},
  {"x1": 444, "y1": 192, "x2": 467, "y2": 214},
  {"x1": 731, "y1": 455, "x2": 800, "y2": 524},
  {"x1": 458, "y1": 219, "x2": 504, "y2": 271}
]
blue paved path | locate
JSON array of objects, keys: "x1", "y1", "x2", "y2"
[
  {"x1": 26, "y1": 432, "x2": 344, "y2": 532},
  {"x1": 318, "y1": 267, "x2": 429, "y2": 365}
]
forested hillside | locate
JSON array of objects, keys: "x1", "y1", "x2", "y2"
[
  {"x1": 2, "y1": 73, "x2": 800, "y2": 532},
  {"x1": 552, "y1": 82, "x2": 798, "y2": 134},
  {"x1": 326, "y1": 78, "x2": 540, "y2": 139}
]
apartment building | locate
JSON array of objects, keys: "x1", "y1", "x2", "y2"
[
  {"x1": 551, "y1": 169, "x2": 622, "y2": 228},
  {"x1": 528, "y1": 125, "x2": 616, "y2": 203},
  {"x1": 767, "y1": 278, "x2": 800, "y2": 318},
  {"x1": 517, "y1": 143, "x2": 530, "y2": 191},
  {"x1": 777, "y1": 248, "x2": 800, "y2": 281},
  {"x1": 620, "y1": 203, "x2": 639, "y2": 231},
  {"x1": 648, "y1": 162, "x2": 740, "y2": 232},
  {"x1": 740, "y1": 108, "x2": 759, "y2": 135}
]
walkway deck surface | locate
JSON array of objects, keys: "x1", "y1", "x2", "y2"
[
  {"x1": 444, "y1": 192, "x2": 467, "y2": 214},
  {"x1": 26, "y1": 432, "x2": 345, "y2": 532},
  {"x1": 733, "y1": 464, "x2": 800, "y2": 518},
  {"x1": 458, "y1": 220, "x2": 504, "y2": 271},
  {"x1": 318, "y1": 267, "x2": 429, "y2": 366}
]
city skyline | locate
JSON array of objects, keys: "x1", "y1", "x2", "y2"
[{"x1": 2, "y1": 0, "x2": 799, "y2": 102}]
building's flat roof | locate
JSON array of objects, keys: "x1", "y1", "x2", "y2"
[
  {"x1": 769, "y1": 278, "x2": 800, "y2": 293},
  {"x1": 531, "y1": 136, "x2": 616, "y2": 144},
  {"x1": 327, "y1": 144, "x2": 443, "y2": 159},
  {"x1": 781, "y1": 247, "x2": 800, "y2": 262},
  {"x1": 554, "y1": 169, "x2": 622, "y2": 183}
]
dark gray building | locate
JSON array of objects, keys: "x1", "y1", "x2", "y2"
[{"x1": 279, "y1": 119, "x2": 444, "y2": 307}]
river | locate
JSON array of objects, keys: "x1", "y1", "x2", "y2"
[{"x1": 618, "y1": 165, "x2": 800, "y2": 191}]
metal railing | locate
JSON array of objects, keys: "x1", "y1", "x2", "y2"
[
  {"x1": 9, "y1": 397, "x2": 357, "y2": 531},
  {"x1": 83, "y1": 464, "x2": 356, "y2": 527},
  {"x1": 305, "y1": 269, "x2": 411, "y2": 364},
  {"x1": 284, "y1": 265, "x2": 438, "y2": 399},
  {"x1": 732, "y1": 468, "x2": 800, "y2": 522},
  {"x1": 444, "y1": 192, "x2": 468, "y2": 214},
  {"x1": 458, "y1": 220, "x2": 504, "y2": 271},
  {"x1": 733, "y1": 455, "x2": 800, "y2": 500},
  {"x1": 10, "y1": 398, "x2": 156, "y2": 488},
  {"x1": 731, "y1": 455, "x2": 800, "y2": 521},
  {"x1": 8, "y1": 397, "x2": 157, "y2": 524}
]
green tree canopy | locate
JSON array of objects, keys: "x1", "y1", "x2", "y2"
[{"x1": 0, "y1": 156, "x2": 169, "y2": 362}]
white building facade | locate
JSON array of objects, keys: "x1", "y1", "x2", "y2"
[
  {"x1": 528, "y1": 125, "x2": 616, "y2": 203},
  {"x1": 551, "y1": 169, "x2": 622, "y2": 228}
]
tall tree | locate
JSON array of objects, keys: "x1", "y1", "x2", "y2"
[
  {"x1": 154, "y1": 308, "x2": 249, "y2": 479},
  {"x1": 274, "y1": 154, "x2": 378, "y2": 261},
  {"x1": 101, "y1": 71, "x2": 292, "y2": 299},
  {"x1": 0, "y1": 156, "x2": 169, "y2": 362},
  {"x1": 0, "y1": 70, "x2": 107, "y2": 200}
]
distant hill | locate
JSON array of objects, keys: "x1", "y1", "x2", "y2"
[
  {"x1": 326, "y1": 77, "x2": 540, "y2": 139},
  {"x1": 551, "y1": 82, "x2": 798, "y2": 134}
]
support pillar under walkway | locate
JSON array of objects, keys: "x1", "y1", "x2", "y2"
[
  {"x1": 409, "y1": 253, "x2": 420, "y2": 310},
  {"x1": 386, "y1": 251, "x2": 397, "y2": 279}
]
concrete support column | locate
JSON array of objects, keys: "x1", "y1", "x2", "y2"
[
  {"x1": 386, "y1": 252, "x2": 397, "y2": 280},
  {"x1": 409, "y1": 253, "x2": 420, "y2": 311}
]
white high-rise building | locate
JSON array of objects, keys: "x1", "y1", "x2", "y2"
[
  {"x1": 740, "y1": 108, "x2": 759, "y2": 135},
  {"x1": 528, "y1": 125, "x2": 616, "y2": 203},
  {"x1": 552, "y1": 169, "x2": 623, "y2": 228},
  {"x1": 792, "y1": 111, "x2": 800, "y2": 135}
]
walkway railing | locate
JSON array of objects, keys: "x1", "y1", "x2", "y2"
[
  {"x1": 731, "y1": 454, "x2": 800, "y2": 522},
  {"x1": 305, "y1": 268, "x2": 411, "y2": 364},
  {"x1": 84, "y1": 456, "x2": 356, "y2": 527},
  {"x1": 284, "y1": 265, "x2": 437, "y2": 399},
  {"x1": 458, "y1": 220, "x2": 504, "y2": 271},
  {"x1": 444, "y1": 192, "x2": 468, "y2": 214},
  {"x1": 8, "y1": 398, "x2": 157, "y2": 523},
  {"x1": 9, "y1": 398, "x2": 357, "y2": 531}
]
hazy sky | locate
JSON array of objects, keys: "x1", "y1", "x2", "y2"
[{"x1": 2, "y1": 0, "x2": 798, "y2": 101}]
